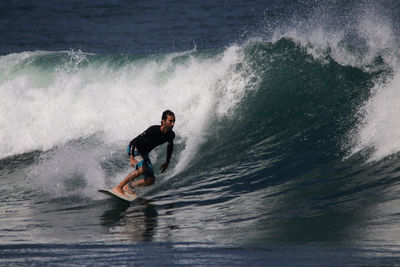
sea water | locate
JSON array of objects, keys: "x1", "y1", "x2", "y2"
[{"x1": 2, "y1": 0, "x2": 400, "y2": 266}]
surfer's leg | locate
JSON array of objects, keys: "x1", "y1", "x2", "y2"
[
  {"x1": 113, "y1": 147, "x2": 148, "y2": 195},
  {"x1": 113, "y1": 166, "x2": 145, "y2": 195},
  {"x1": 123, "y1": 159, "x2": 155, "y2": 193},
  {"x1": 124, "y1": 175, "x2": 155, "y2": 189},
  {"x1": 122, "y1": 176, "x2": 154, "y2": 196}
]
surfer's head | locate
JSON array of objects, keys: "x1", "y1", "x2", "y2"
[
  {"x1": 161, "y1": 110, "x2": 175, "y2": 133},
  {"x1": 162, "y1": 110, "x2": 175, "y2": 121}
]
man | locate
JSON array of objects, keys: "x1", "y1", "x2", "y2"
[{"x1": 113, "y1": 110, "x2": 175, "y2": 197}]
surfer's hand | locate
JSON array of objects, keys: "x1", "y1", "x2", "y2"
[{"x1": 160, "y1": 162, "x2": 169, "y2": 173}]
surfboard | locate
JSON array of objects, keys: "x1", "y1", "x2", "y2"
[{"x1": 98, "y1": 189, "x2": 138, "y2": 202}]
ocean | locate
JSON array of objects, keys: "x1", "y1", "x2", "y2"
[{"x1": 2, "y1": 0, "x2": 400, "y2": 266}]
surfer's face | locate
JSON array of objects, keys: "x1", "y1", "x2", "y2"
[{"x1": 162, "y1": 115, "x2": 175, "y2": 132}]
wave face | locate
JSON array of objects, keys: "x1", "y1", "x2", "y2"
[{"x1": 2, "y1": 2, "x2": 400, "y2": 252}]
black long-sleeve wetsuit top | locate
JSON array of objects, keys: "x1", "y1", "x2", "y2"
[{"x1": 129, "y1": 125, "x2": 175, "y2": 163}]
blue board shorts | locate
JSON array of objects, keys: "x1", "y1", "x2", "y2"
[{"x1": 127, "y1": 145, "x2": 154, "y2": 178}]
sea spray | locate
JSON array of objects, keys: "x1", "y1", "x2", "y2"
[
  {"x1": 10, "y1": 45, "x2": 258, "y2": 197},
  {"x1": 349, "y1": 71, "x2": 400, "y2": 161}
]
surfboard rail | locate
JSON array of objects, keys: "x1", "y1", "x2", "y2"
[{"x1": 98, "y1": 189, "x2": 138, "y2": 202}]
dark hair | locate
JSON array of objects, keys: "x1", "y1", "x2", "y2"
[{"x1": 162, "y1": 110, "x2": 175, "y2": 121}]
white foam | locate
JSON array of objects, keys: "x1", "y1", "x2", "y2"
[
  {"x1": 2, "y1": 46, "x2": 256, "y2": 196},
  {"x1": 349, "y1": 71, "x2": 400, "y2": 161},
  {"x1": 27, "y1": 144, "x2": 107, "y2": 199}
]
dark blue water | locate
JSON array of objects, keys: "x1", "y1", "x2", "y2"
[
  {"x1": 0, "y1": 0, "x2": 266, "y2": 55},
  {"x1": 2, "y1": 0, "x2": 400, "y2": 266}
]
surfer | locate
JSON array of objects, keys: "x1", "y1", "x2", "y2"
[{"x1": 112, "y1": 110, "x2": 176, "y2": 197}]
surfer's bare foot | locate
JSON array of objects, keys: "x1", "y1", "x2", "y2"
[
  {"x1": 122, "y1": 184, "x2": 137, "y2": 196},
  {"x1": 112, "y1": 186, "x2": 125, "y2": 196}
]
